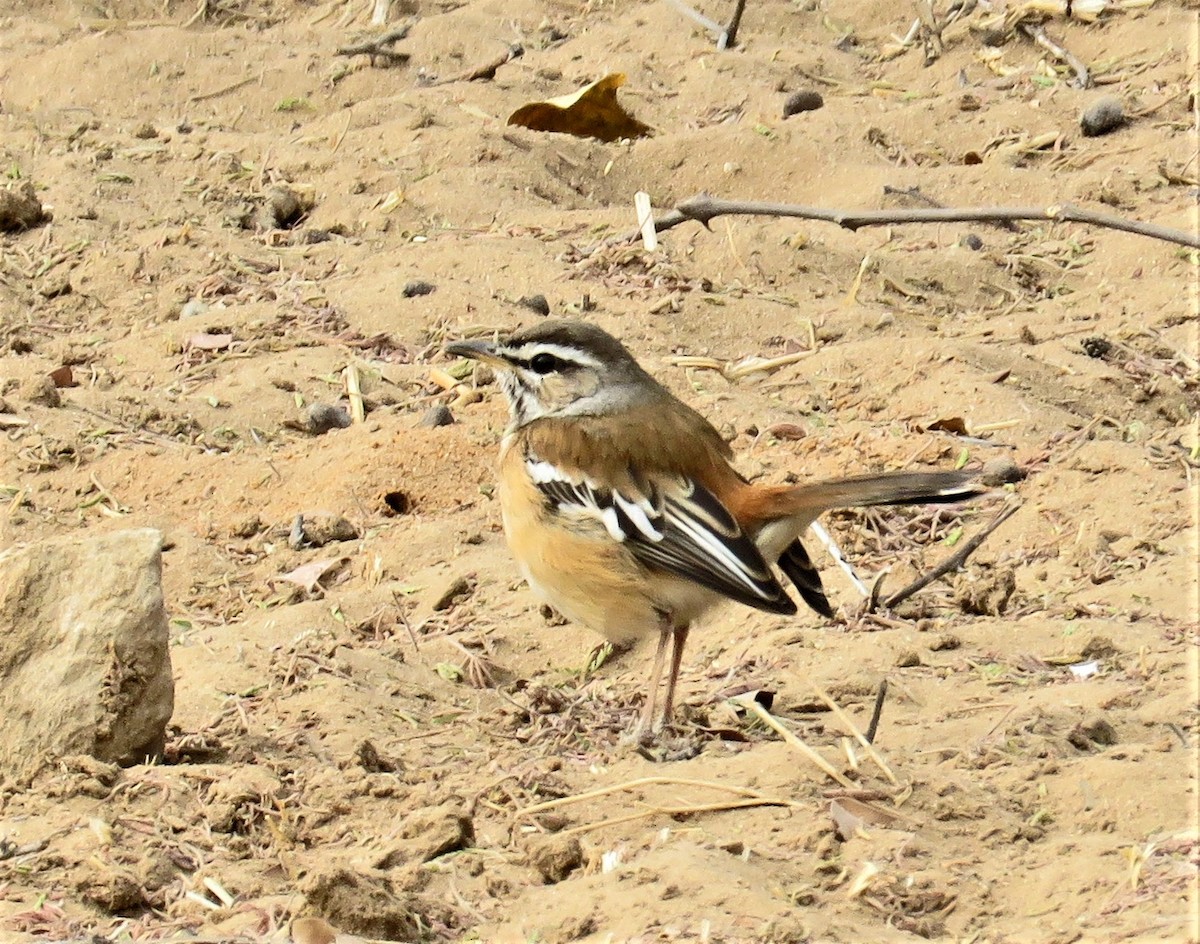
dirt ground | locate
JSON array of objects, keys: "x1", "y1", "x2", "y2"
[{"x1": 1, "y1": 0, "x2": 1197, "y2": 941}]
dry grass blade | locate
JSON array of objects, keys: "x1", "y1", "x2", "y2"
[
  {"x1": 812, "y1": 685, "x2": 899, "y2": 785},
  {"x1": 735, "y1": 696, "x2": 855, "y2": 788},
  {"x1": 517, "y1": 775, "x2": 783, "y2": 817},
  {"x1": 559, "y1": 795, "x2": 800, "y2": 837}
]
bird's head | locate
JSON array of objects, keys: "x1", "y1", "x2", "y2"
[{"x1": 445, "y1": 319, "x2": 656, "y2": 428}]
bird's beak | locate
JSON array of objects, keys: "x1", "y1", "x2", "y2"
[{"x1": 444, "y1": 338, "x2": 507, "y2": 367}]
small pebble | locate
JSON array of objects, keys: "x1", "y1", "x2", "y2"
[
  {"x1": 895, "y1": 650, "x2": 922, "y2": 668},
  {"x1": 1080, "y1": 635, "x2": 1119, "y2": 660},
  {"x1": 256, "y1": 185, "x2": 306, "y2": 230},
  {"x1": 518, "y1": 294, "x2": 551, "y2": 316},
  {"x1": 1081, "y1": 336, "x2": 1113, "y2": 359},
  {"x1": 133, "y1": 122, "x2": 158, "y2": 140},
  {"x1": 980, "y1": 456, "x2": 1026, "y2": 486},
  {"x1": 230, "y1": 515, "x2": 263, "y2": 539},
  {"x1": 304, "y1": 403, "x2": 352, "y2": 435},
  {"x1": 302, "y1": 514, "x2": 360, "y2": 547},
  {"x1": 962, "y1": 233, "x2": 984, "y2": 251},
  {"x1": 958, "y1": 93, "x2": 981, "y2": 112},
  {"x1": 1080, "y1": 96, "x2": 1125, "y2": 137},
  {"x1": 782, "y1": 90, "x2": 824, "y2": 118},
  {"x1": 1069, "y1": 716, "x2": 1119, "y2": 750},
  {"x1": 402, "y1": 280, "x2": 436, "y2": 298},
  {"x1": 929, "y1": 633, "x2": 962, "y2": 652},
  {"x1": 432, "y1": 575, "x2": 474, "y2": 611},
  {"x1": 21, "y1": 375, "x2": 61, "y2": 408},
  {"x1": 418, "y1": 404, "x2": 455, "y2": 428},
  {"x1": 180, "y1": 298, "x2": 209, "y2": 319},
  {"x1": 473, "y1": 364, "x2": 495, "y2": 386},
  {"x1": 527, "y1": 834, "x2": 584, "y2": 884}
]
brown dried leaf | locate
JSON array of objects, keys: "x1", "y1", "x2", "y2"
[
  {"x1": 279, "y1": 557, "x2": 348, "y2": 594},
  {"x1": 188, "y1": 332, "x2": 234, "y2": 351},
  {"x1": 508, "y1": 73, "x2": 652, "y2": 143},
  {"x1": 925, "y1": 416, "x2": 969, "y2": 435},
  {"x1": 829, "y1": 797, "x2": 907, "y2": 841}
]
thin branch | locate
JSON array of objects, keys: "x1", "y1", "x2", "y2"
[
  {"x1": 719, "y1": 0, "x2": 748, "y2": 49},
  {"x1": 878, "y1": 502, "x2": 1020, "y2": 610},
  {"x1": 335, "y1": 21, "x2": 415, "y2": 63},
  {"x1": 1021, "y1": 22, "x2": 1090, "y2": 89},
  {"x1": 427, "y1": 43, "x2": 523, "y2": 85},
  {"x1": 865, "y1": 680, "x2": 888, "y2": 745},
  {"x1": 628, "y1": 194, "x2": 1199, "y2": 249}
]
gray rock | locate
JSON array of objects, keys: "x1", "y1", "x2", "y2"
[
  {"x1": 1080, "y1": 96, "x2": 1125, "y2": 137},
  {"x1": 0, "y1": 529, "x2": 174, "y2": 785}
]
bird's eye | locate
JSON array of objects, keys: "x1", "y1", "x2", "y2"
[{"x1": 529, "y1": 352, "x2": 559, "y2": 374}]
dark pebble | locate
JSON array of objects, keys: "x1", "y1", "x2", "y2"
[
  {"x1": 302, "y1": 514, "x2": 360, "y2": 547},
  {"x1": 1081, "y1": 336, "x2": 1113, "y2": 359},
  {"x1": 304, "y1": 402, "x2": 352, "y2": 435},
  {"x1": 432, "y1": 575, "x2": 474, "y2": 611},
  {"x1": 1080, "y1": 96, "x2": 1125, "y2": 137},
  {"x1": 418, "y1": 404, "x2": 455, "y2": 428},
  {"x1": 402, "y1": 280, "x2": 436, "y2": 298},
  {"x1": 980, "y1": 456, "x2": 1026, "y2": 486},
  {"x1": 783, "y1": 90, "x2": 824, "y2": 118},
  {"x1": 518, "y1": 294, "x2": 551, "y2": 316},
  {"x1": 962, "y1": 233, "x2": 984, "y2": 251}
]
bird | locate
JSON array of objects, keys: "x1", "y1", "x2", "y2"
[{"x1": 445, "y1": 320, "x2": 986, "y2": 736}]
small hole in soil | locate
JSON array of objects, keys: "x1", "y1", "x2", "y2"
[{"x1": 383, "y1": 490, "x2": 411, "y2": 515}]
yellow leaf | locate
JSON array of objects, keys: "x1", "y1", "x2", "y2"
[{"x1": 507, "y1": 73, "x2": 653, "y2": 143}]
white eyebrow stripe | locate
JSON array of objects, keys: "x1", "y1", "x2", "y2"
[{"x1": 506, "y1": 342, "x2": 603, "y2": 370}]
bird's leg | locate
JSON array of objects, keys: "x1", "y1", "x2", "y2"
[
  {"x1": 659, "y1": 623, "x2": 691, "y2": 730},
  {"x1": 637, "y1": 617, "x2": 672, "y2": 738}
]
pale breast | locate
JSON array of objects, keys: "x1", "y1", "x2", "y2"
[{"x1": 498, "y1": 440, "x2": 691, "y2": 643}]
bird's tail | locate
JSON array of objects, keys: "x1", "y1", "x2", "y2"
[
  {"x1": 748, "y1": 470, "x2": 988, "y2": 617},
  {"x1": 789, "y1": 470, "x2": 986, "y2": 514}
]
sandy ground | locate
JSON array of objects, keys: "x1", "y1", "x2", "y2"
[{"x1": 0, "y1": 0, "x2": 1197, "y2": 941}]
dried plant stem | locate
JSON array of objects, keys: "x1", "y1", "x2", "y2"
[
  {"x1": 740, "y1": 698, "x2": 855, "y2": 788},
  {"x1": 865, "y1": 679, "x2": 888, "y2": 744},
  {"x1": 560, "y1": 795, "x2": 799, "y2": 837},
  {"x1": 519, "y1": 775, "x2": 773, "y2": 817},
  {"x1": 618, "y1": 194, "x2": 1200, "y2": 250},
  {"x1": 1021, "y1": 23, "x2": 1090, "y2": 88},
  {"x1": 335, "y1": 21, "x2": 414, "y2": 62},
  {"x1": 812, "y1": 685, "x2": 898, "y2": 784}
]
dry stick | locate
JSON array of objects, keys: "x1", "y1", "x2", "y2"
[
  {"x1": 335, "y1": 21, "x2": 414, "y2": 62},
  {"x1": 1021, "y1": 22, "x2": 1090, "y2": 89},
  {"x1": 880, "y1": 502, "x2": 1020, "y2": 610},
  {"x1": 188, "y1": 71, "x2": 263, "y2": 103},
  {"x1": 429, "y1": 43, "x2": 524, "y2": 85},
  {"x1": 812, "y1": 685, "x2": 898, "y2": 785},
  {"x1": 719, "y1": 0, "x2": 749, "y2": 49},
  {"x1": 865, "y1": 680, "x2": 888, "y2": 745},
  {"x1": 618, "y1": 194, "x2": 1200, "y2": 250}
]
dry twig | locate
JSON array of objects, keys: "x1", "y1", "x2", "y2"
[
  {"x1": 615, "y1": 194, "x2": 1200, "y2": 250},
  {"x1": 335, "y1": 21, "x2": 415, "y2": 64},
  {"x1": 877, "y1": 502, "x2": 1021, "y2": 610}
]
